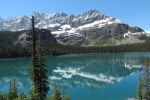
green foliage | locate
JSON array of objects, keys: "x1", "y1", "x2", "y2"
[
  {"x1": 138, "y1": 34, "x2": 148, "y2": 40},
  {"x1": 49, "y1": 84, "x2": 70, "y2": 100},
  {"x1": 1, "y1": 29, "x2": 150, "y2": 58},
  {"x1": 0, "y1": 79, "x2": 27, "y2": 100},
  {"x1": 0, "y1": 92, "x2": 7, "y2": 100},
  {"x1": 143, "y1": 58, "x2": 150, "y2": 100},
  {"x1": 114, "y1": 35, "x2": 124, "y2": 41},
  {"x1": 14, "y1": 92, "x2": 27, "y2": 100},
  {"x1": 15, "y1": 91, "x2": 27, "y2": 100},
  {"x1": 136, "y1": 58, "x2": 150, "y2": 100},
  {"x1": 138, "y1": 34, "x2": 150, "y2": 43},
  {"x1": 136, "y1": 74, "x2": 142, "y2": 100},
  {"x1": 106, "y1": 38, "x2": 116, "y2": 46},
  {"x1": 7, "y1": 79, "x2": 18, "y2": 100},
  {"x1": 35, "y1": 34, "x2": 49, "y2": 99},
  {"x1": 93, "y1": 39, "x2": 108, "y2": 46},
  {"x1": 61, "y1": 87, "x2": 65, "y2": 100},
  {"x1": 30, "y1": 16, "x2": 49, "y2": 100},
  {"x1": 82, "y1": 39, "x2": 91, "y2": 46},
  {"x1": 0, "y1": 31, "x2": 29, "y2": 58},
  {"x1": 65, "y1": 94, "x2": 70, "y2": 100},
  {"x1": 50, "y1": 83, "x2": 61, "y2": 100}
]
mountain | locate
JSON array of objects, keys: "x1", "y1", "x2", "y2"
[{"x1": 0, "y1": 10, "x2": 145, "y2": 46}]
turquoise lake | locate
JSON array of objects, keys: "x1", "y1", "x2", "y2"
[{"x1": 0, "y1": 52, "x2": 150, "y2": 100}]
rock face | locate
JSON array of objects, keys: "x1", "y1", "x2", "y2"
[
  {"x1": 0, "y1": 10, "x2": 145, "y2": 46},
  {"x1": 15, "y1": 29, "x2": 56, "y2": 47},
  {"x1": 80, "y1": 23, "x2": 144, "y2": 40}
]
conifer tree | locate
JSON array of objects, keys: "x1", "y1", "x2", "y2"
[
  {"x1": 7, "y1": 80, "x2": 13, "y2": 100},
  {"x1": 61, "y1": 87, "x2": 65, "y2": 100},
  {"x1": 15, "y1": 91, "x2": 27, "y2": 100},
  {"x1": 12, "y1": 79, "x2": 18, "y2": 99},
  {"x1": 141, "y1": 57, "x2": 150, "y2": 100},
  {"x1": 0, "y1": 92, "x2": 4, "y2": 100},
  {"x1": 50, "y1": 83, "x2": 61, "y2": 100},
  {"x1": 30, "y1": 16, "x2": 37, "y2": 86},
  {"x1": 35, "y1": 33, "x2": 49, "y2": 99},
  {"x1": 65, "y1": 94, "x2": 70, "y2": 100},
  {"x1": 137, "y1": 74, "x2": 143, "y2": 100},
  {"x1": 30, "y1": 16, "x2": 49, "y2": 100},
  {"x1": 30, "y1": 16, "x2": 40, "y2": 100},
  {"x1": 7, "y1": 79, "x2": 18, "y2": 100}
]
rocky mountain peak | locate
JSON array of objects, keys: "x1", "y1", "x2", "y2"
[
  {"x1": 53, "y1": 12, "x2": 68, "y2": 17},
  {"x1": 29, "y1": 12, "x2": 40, "y2": 18},
  {"x1": 0, "y1": 10, "x2": 146, "y2": 46}
]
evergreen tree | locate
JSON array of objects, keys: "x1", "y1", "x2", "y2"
[
  {"x1": 50, "y1": 83, "x2": 61, "y2": 100},
  {"x1": 30, "y1": 16, "x2": 37, "y2": 86},
  {"x1": 7, "y1": 79, "x2": 18, "y2": 100},
  {"x1": 65, "y1": 94, "x2": 70, "y2": 100},
  {"x1": 0, "y1": 92, "x2": 6, "y2": 100},
  {"x1": 15, "y1": 91, "x2": 27, "y2": 100},
  {"x1": 61, "y1": 87, "x2": 65, "y2": 100},
  {"x1": 0, "y1": 92, "x2": 4, "y2": 100},
  {"x1": 143, "y1": 58, "x2": 150, "y2": 99},
  {"x1": 30, "y1": 16, "x2": 49, "y2": 100},
  {"x1": 12, "y1": 79, "x2": 18, "y2": 99},
  {"x1": 36, "y1": 33, "x2": 49, "y2": 99},
  {"x1": 137, "y1": 74, "x2": 143, "y2": 100},
  {"x1": 29, "y1": 86, "x2": 41, "y2": 100},
  {"x1": 7, "y1": 80, "x2": 13, "y2": 100}
]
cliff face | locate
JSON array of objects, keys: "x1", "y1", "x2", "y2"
[
  {"x1": 15, "y1": 29, "x2": 56, "y2": 47},
  {"x1": 0, "y1": 10, "x2": 145, "y2": 46}
]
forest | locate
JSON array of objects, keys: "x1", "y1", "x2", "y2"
[
  {"x1": 0, "y1": 17, "x2": 150, "y2": 100},
  {"x1": 0, "y1": 30, "x2": 150, "y2": 58}
]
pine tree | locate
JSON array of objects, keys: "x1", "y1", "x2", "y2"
[
  {"x1": 65, "y1": 94, "x2": 70, "y2": 100},
  {"x1": 30, "y1": 16, "x2": 37, "y2": 86},
  {"x1": 50, "y1": 83, "x2": 61, "y2": 100},
  {"x1": 137, "y1": 74, "x2": 142, "y2": 100},
  {"x1": 30, "y1": 16, "x2": 40, "y2": 100},
  {"x1": 29, "y1": 86, "x2": 41, "y2": 100},
  {"x1": 142, "y1": 57, "x2": 150, "y2": 100},
  {"x1": 7, "y1": 79, "x2": 18, "y2": 100},
  {"x1": 0, "y1": 92, "x2": 3, "y2": 100},
  {"x1": 36, "y1": 33, "x2": 49, "y2": 99},
  {"x1": 7, "y1": 80, "x2": 13, "y2": 100},
  {"x1": 61, "y1": 87, "x2": 65, "y2": 100},
  {"x1": 12, "y1": 79, "x2": 18, "y2": 99},
  {"x1": 141, "y1": 58, "x2": 150, "y2": 100},
  {"x1": 30, "y1": 16, "x2": 49, "y2": 100},
  {"x1": 0, "y1": 92, "x2": 6, "y2": 100},
  {"x1": 15, "y1": 91, "x2": 27, "y2": 100}
]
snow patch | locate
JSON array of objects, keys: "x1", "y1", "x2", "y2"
[{"x1": 48, "y1": 23, "x2": 60, "y2": 27}]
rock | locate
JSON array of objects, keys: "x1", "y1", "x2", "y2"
[{"x1": 15, "y1": 29, "x2": 56, "y2": 47}]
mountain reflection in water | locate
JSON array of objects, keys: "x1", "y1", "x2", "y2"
[{"x1": 0, "y1": 53, "x2": 148, "y2": 97}]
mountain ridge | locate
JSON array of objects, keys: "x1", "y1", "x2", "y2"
[{"x1": 0, "y1": 10, "x2": 145, "y2": 46}]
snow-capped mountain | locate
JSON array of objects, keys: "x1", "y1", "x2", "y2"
[
  {"x1": 0, "y1": 10, "x2": 145, "y2": 46},
  {"x1": 0, "y1": 10, "x2": 123, "y2": 31}
]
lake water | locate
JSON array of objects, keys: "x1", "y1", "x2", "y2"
[{"x1": 0, "y1": 53, "x2": 150, "y2": 100}]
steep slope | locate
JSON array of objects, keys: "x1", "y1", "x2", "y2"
[{"x1": 0, "y1": 10, "x2": 145, "y2": 46}]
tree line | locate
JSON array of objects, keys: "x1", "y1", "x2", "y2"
[
  {"x1": 0, "y1": 16, "x2": 70, "y2": 100},
  {"x1": 0, "y1": 79, "x2": 70, "y2": 100},
  {"x1": 1, "y1": 37, "x2": 150, "y2": 58}
]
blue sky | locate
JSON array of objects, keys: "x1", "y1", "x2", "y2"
[{"x1": 0, "y1": 0, "x2": 149, "y2": 31}]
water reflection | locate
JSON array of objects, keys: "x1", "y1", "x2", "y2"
[{"x1": 0, "y1": 53, "x2": 147, "y2": 92}]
